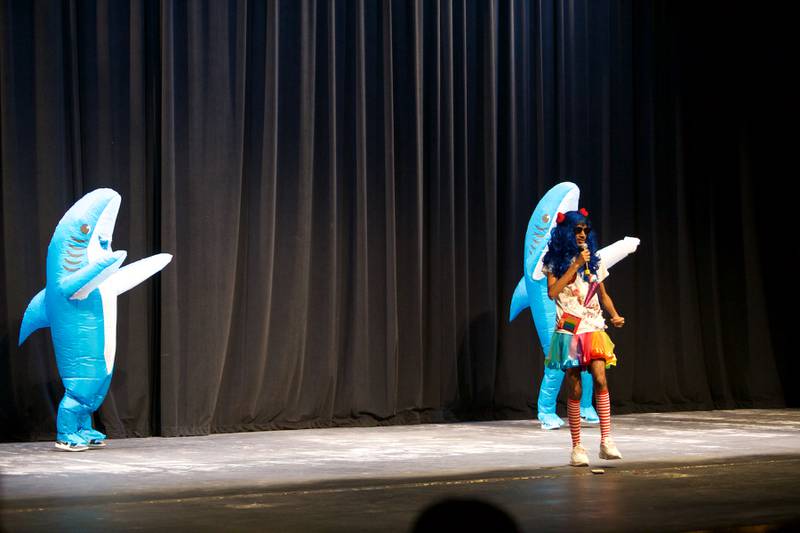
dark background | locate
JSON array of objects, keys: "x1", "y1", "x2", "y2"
[{"x1": 1, "y1": 0, "x2": 795, "y2": 442}]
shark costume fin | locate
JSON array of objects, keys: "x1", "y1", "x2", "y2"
[
  {"x1": 105, "y1": 253, "x2": 172, "y2": 296},
  {"x1": 19, "y1": 289, "x2": 49, "y2": 345},
  {"x1": 596, "y1": 237, "x2": 641, "y2": 271}
]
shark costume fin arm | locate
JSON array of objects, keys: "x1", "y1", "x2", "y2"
[
  {"x1": 596, "y1": 237, "x2": 640, "y2": 273},
  {"x1": 19, "y1": 289, "x2": 49, "y2": 345},
  {"x1": 105, "y1": 253, "x2": 172, "y2": 296},
  {"x1": 509, "y1": 278, "x2": 529, "y2": 322},
  {"x1": 60, "y1": 250, "x2": 127, "y2": 300}
]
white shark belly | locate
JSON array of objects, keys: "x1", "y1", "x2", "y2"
[{"x1": 99, "y1": 285, "x2": 117, "y2": 374}]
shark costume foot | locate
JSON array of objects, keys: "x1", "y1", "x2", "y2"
[
  {"x1": 56, "y1": 391, "x2": 101, "y2": 445},
  {"x1": 538, "y1": 412, "x2": 565, "y2": 430},
  {"x1": 537, "y1": 367, "x2": 566, "y2": 430},
  {"x1": 79, "y1": 427, "x2": 108, "y2": 448},
  {"x1": 78, "y1": 427, "x2": 107, "y2": 439},
  {"x1": 580, "y1": 406, "x2": 599, "y2": 424},
  {"x1": 78, "y1": 403, "x2": 108, "y2": 447},
  {"x1": 58, "y1": 385, "x2": 110, "y2": 447}
]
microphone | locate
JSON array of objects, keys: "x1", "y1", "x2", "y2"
[{"x1": 579, "y1": 243, "x2": 591, "y2": 278}]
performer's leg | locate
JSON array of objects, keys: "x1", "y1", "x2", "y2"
[
  {"x1": 78, "y1": 374, "x2": 112, "y2": 446},
  {"x1": 537, "y1": 367, "x2": 566, "y2": 430},
  {"x1": 589, "y1": 360, "x2": 622, "y2": 460},
  {"x1": 565, "y1": 368, "x2": 588, "y2": 466},
  {"x1": 579, "y1": 370, "x2": 599, "y2": 423},
  {"x1": 56, "y1": 392, "x2": 90, "y2": 451},
  {"x1": 78, "y1": 413, "x2": 107, "y2": 443}
]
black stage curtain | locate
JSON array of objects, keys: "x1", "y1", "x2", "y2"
[{"x1": 1, "y1": 1, "x2": 794, "y2": 441}]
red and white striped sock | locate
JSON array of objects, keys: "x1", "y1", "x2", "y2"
[
  {"x1": 568, "y1": 398, "x2": 581, "y2": 447},
  {"x1": 596, "y1": 390, "x2": 611, "y2": 443}
]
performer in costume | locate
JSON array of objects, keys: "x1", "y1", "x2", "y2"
[
  {"x1": 510, "y1": 182, "x2": 615, "y2": 430},
  {"x1": 542, "y1": 208, "x2": 624, "y2": 466},
  {"x1": 19, "y1": 189, "x2": 172, "y2": 451}
]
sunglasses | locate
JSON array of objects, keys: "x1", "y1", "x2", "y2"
[{"x1": 573, "y1": 226, "x2": 591, "y2": 235}]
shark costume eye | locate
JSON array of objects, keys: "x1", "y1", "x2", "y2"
[
  {"x1": 542, "y1": 214, "x2": 550, "y2": 224},
  {"x1": 80, "y1": 224, "x2": 91, "y2": 235}
]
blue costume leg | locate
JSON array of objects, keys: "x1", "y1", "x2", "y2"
[
  {"x1": 78, "y1": 374, "x2": 112, "y2": 445},
  {"x1": 580, "y1": 370, "x2": 599, "y2": 423},
  {"x1": 56, "y1": 393, "x2": 91, "y2": 447},
  {"x1": 78, "y1": 413, "x2": 107, "y2": 441},
  {"x1": 537, "y1": 366, "x2": 566, "y2": 429}
]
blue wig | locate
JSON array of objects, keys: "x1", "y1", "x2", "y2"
[{"x1": 542, "y1": 210, "x2": 600, "y2": 279}]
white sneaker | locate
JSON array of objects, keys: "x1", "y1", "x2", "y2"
[
  {"x1": 55, "y1": 441, "x2": 88, "y2": 452},
  {"x1": 570, "y1": 444, "x2": 589, "y2": 466},
  {"x1": 599, "y1": 438, "x2": 623, "y2": 460}
]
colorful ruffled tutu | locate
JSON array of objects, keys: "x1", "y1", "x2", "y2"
[{"x1": 546, "y1": 330, "x2": 617, "y2": 370}]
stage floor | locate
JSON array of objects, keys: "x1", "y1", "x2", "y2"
[{"x1": 2, "y1": 409, "x2": 800, "y2": 532}]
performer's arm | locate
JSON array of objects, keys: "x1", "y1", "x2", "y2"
[
  {"x1": 598, "y1": 282, "x2": 625, "y2": 327},
  {"x1": 547, "y1": 249, "x2": 590, "y2": 299}
]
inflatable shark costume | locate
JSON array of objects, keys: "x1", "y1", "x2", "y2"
[
  {"x1": 19, "y1": 189, "x2": 172, "y2": 451},
  {"x1": 510, "y1": 182, "x2": 639, "y2": 429}
]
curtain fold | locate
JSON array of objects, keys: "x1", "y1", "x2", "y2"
[{"x1": 1, "y1": 0, "x2": 791, "y2": 442}]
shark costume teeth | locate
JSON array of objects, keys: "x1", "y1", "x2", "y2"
[
  {"x1": 19, "y1": 188, "x2": 172, "y2": 450},
  {"x1": 509, "y1": 182, "x2": 639, "y2": 429}
]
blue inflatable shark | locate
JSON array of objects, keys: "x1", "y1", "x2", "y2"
[
  {"x1": 510, "y1": 182, "x2": 640, "y2": 429},
  {"x1": 19, "y1": 189, "x2": 172, "y2": 451}
]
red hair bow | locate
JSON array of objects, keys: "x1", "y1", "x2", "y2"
[
  {"x1": 556, "y1": 212, "x2": 566, "y2": 224},
  {"x1": 579, "y1": 208, "x2": 589, "y2": 216}
]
